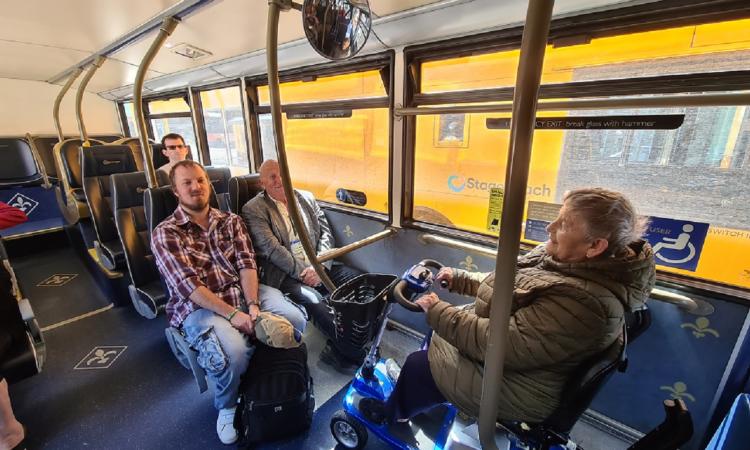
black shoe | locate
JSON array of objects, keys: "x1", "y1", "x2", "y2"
[
  {"x1": 320, "y1": 341, "x2": 359, "y2": 372},
  {"x1": 359, "y1": 397, "x2": 388, "y2": 425}
]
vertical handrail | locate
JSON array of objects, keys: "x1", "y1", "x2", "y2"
[
  {"x1": 266, "y1": 0, "x2": 336, "y2": 293},
  {"x1": 53, "y1": 68, "x2": 83, "y2": 142},
  {"x1": 25, "y1": 133, "x2": 51, "y2": 189},
  {"x1": 133, "y1": 16, "x2": 180, "y2": 189},
  {"x1": 478, "y1": 1, "x2": 554, "y2": 449},
  {"x1": 75, "y1": 55, "x2": 106, "y2": 145}
]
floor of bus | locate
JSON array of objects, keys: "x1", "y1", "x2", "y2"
[{"x1": 6, "y1": 233, "x2": 633, "y2": 450}]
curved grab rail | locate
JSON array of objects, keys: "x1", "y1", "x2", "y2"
[{"x1": 266, "y1": 0, "x2": 336, "y2": 293}]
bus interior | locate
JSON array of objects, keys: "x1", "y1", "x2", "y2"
[{"x1": 1, "y1": 0, "x2": 750, "y2": 449}]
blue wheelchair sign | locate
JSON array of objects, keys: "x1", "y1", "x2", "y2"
[{"x1": 643, "y1": 216, "x2": 709, "y2": 272}]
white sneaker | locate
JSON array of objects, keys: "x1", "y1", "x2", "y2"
[{"x1": 216, "y1": 407, "x2": 238, "y2": 445}]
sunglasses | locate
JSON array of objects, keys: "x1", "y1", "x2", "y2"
[{"x1": 165, "y1": 144, "x2": 187, "y2": 150}]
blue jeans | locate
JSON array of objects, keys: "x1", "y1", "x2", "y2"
[{"x1": 181, "y1": 284, "x2": 306, "y2": 410}]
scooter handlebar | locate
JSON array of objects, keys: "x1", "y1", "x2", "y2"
[{"x1": 390, "y1": 259, "x2": 444, "y2": 313}]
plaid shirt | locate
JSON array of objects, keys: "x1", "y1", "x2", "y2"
[{"x1": 151, "y1": 206, "x2": 257, "y2": 328}]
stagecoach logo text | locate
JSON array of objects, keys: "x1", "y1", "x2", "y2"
[{"x1": 447, "y1": 175, "x2": 551, "y2": 197}]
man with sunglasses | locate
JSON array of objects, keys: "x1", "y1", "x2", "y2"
[{"x1": 158, "y1": 133, "x2": 190, "y2": 175}]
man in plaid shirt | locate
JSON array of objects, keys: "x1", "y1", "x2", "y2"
[{"x1": 151, "y1": 160, "x2": 306, "y2": 445}]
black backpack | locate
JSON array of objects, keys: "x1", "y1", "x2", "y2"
[{"x1": 234, "y1": 342, "x2": 314, "y2": 447}]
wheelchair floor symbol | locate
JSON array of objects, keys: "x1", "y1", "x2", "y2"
[
  {"x1": 74, "y1": 346, "x2": 127, "y2": 370},
  {"x1": 8, "y1": 192, "x2": 39, "y2": 215},
  {"x1": 653, "y1": 224, "x2": 697, "y2": 264},
  {"x1": 37, "y1": 274, "x2": 78, "y2": 287}
]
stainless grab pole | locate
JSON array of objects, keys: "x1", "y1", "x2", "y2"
[
  {"x1": 133, "y1": 16, "x2": 180, "y2": 189},
  {"x1": 53, "y1": 68, "x2": 83, "y2": 142},
  {"x1": 75, "y1": 56, "x2": 106, "y2": 145},
  {"x1": 478, "y1": 2, "x2": 554, "y2": 449},
  {"x1": 266, "y1": 0, "x2": 336, "y2": 293}
]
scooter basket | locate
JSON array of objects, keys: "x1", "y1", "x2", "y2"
[{"x1": 328, "y1": 273, "x2": 398, "y2": 350}]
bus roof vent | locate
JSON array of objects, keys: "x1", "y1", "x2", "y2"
[{"x1": 170, "y1": 43, "x2": 212, "y2": 60}]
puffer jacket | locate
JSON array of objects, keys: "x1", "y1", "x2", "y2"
[{"x1": 426, "y1": 241, "x2": 655, "y2": 423}]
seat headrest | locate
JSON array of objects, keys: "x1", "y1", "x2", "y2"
[
  {"x1": 112, "y1": 172, "x2": 149, "y2": 210},
  {"x1": 81, "y1": 145, "x2": 137, "y2": 177},
  {"x1": 229, "y1": 174, "x2": 262, "y2": 215},
  {"x1": 0, "y1": 138, "x2": 39, "y2": 180},
  {"x1": 145, "y1": 186, "x2": 177, "y2": 234},
  {"x1": 205, "y1": 166, "x2": 231, "y2": 194}
]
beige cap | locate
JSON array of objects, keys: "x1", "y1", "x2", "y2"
[{"x1": 255, "y1": 311, "x2": 302, "y2": 349}]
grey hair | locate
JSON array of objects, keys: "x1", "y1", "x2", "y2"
[{"x1": 563, "y1": 188, "x2": 649, "y2": 256}]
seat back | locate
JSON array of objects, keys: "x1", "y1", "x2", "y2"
[
  {"x1": 112, "y1": 172, "x2": 167, "y2": 318},
  {"x1": 205, "y1": 166, "x2": 232, "y2": 211},
  {"x1": 91, "y1": 134, "x2": 123, "y2": 143},
  {"x1": 625, "y1": 306, "x2": 651, "y2": 344},
  {"x1": 27, "y1": 136, "x2": 61, "y2": 181},
  {"x1": 112, "y1": 137, "x2": 152, "y2": 171},
  {"x1": 0, "y1": 138, "x2": 43, "y2": 187},
  {"x1": 228, "y1": 173, "x2": 263, "y2": 215},
  {"x1": 81, "y1": 145, "x2": 138, "y2": 269},
  {"x1": 542, "y1": 330, "x2": 627, "y2": 434}
]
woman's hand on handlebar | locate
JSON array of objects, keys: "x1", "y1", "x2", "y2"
[
  {"x1": 415, "y1": 293, "x2": 440, "y2": 312},
  {"x1": 436, "y1": 267, "x2": 454, "y2": 290}
]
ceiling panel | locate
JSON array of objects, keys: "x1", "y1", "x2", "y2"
[
  {"x1": 0, "y1": 0, "x2": 180, "y2": 52},
  {"x1": 0, "y1": 42, "x2": 88, "y2": 81},
  {"x1": 111, "y1": 0, "x2": 305, "y2": 75},
  {"x1": 77, "y1": 58, "x2": 163, "y2": 93},
  {"x1": 369, "y1": 0, "x2": 444, "y2": 17}
]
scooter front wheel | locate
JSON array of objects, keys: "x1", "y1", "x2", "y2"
[{"x1": 331, "y1": 410, "x2": 368, "y2": 449}]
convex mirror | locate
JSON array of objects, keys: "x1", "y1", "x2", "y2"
[{"x1": 302, "y1": 0, "x2": 372, "y2": 60}]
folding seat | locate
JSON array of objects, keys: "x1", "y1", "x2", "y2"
[
  {"x1": 112, "y1": 172, "x2": 166, "y2": 319},
  {"x1": 81, "y1": 145, "x2": 138, "y2": 270},
  {"x1": 228, "y1": 173, "x2": 262, "y2": 215},
  {"x1": 0, "y1": 239, "x2": 45, "y2": 383}
]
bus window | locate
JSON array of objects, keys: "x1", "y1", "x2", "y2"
[
  {"x1": 421, "y1": 18, "x2": 750, "y2": 94},
  {"x1": 409, "y1": 18, "x2": 750, "y2": 290},
  {"x1": 122, "y1": 102, "x2": 137, "y2": 138},
  {"x1": 146, "y1": 96, "x2": 198, "y2": 158},
  {"x1": 254, "y1": 66, "x2": 390, "y2": 214},
  {"x1": 199, "y1": 86, "x2": 249, "y2": 176}
]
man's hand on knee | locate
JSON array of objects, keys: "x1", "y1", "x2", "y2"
[{"x1": 229, "y1": 311, "x2": 255, "y2": 335}]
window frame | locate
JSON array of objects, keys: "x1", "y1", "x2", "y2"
[
  {"x1": 193, "y1": 81, "x2": 252, "y2": 171},
  {"x1": 401, "y1": 1, "x2": 750, "y2": 295},
  {"x1": 244, "y1": 51, "x2": 395, "y2": 222}
]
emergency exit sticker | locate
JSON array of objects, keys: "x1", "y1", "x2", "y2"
[
  {"x1": 486, "y1": 188, "x2": 504, "y2": 233},
  {"x1": 525, "y1": 201, "x2": 562, "y2": 242}
]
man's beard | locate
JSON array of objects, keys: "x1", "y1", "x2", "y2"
[{"x1": 180, "y1": 195, "x2": 209, "y2": 212}]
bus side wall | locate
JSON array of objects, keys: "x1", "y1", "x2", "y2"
[
  {"x1": 323, "y1": 208, "x2": 749, "y2": 450},
  {"x1": 0, "y1": 78, "x2": 120, "y2": 136}
]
